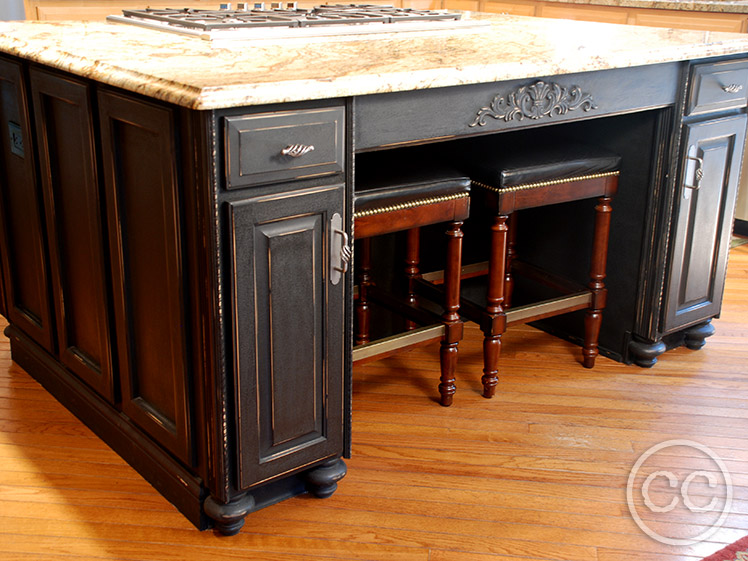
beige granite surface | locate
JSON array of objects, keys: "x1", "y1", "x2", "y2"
[
  {"x1": 2, "y1": 14, "x2": 748, "y2": 109},
  {"x1": 537, "y1": 0, "x2": 748, "y2": 14}
]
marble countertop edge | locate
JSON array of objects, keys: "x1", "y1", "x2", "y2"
[
  {"x1": 190, "y1": 43, "x2": 748, "y2": 109},
  {"x1": 0, "y1": 35, "x2": 205, "y2": 107},
  {"x1": 5, "y1": 18, "x2": 748, "y2": 110}
]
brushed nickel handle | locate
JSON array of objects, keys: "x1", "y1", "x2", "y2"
[
  {"x1": 685, "y1": 155, "x2": 704, "y2": 192},
  {"x1": 330, "y1": 213, "x2": 349, "y2": 285},
  {"x1": 334, "y1": 229, "x2": 351, "y2": 274},
  {"x1": 722, "y1": 84, "x2": 743, "y2": 94},
  {"x1": 281, "y1": 144, "x2": 315, "y2": 158}
]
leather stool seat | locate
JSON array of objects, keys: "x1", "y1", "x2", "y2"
[
  {"x1": 352, "y1": 162, "x2": 470, "y2": 406},
  {"x1": 468, "y1": 143, "x2": 621, "y2": 189},
  {"x1": 458, "y1": 142, "x2": 620, "y2": 399}
]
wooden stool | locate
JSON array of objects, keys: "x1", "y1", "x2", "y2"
[
  {"x1": 353, "y1": 165, "x2": 471, "y2": 406},
  {"x1": 460, "y1": 144, "x2": 620, "y2": 398}
]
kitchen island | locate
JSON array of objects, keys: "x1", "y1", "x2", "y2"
[{"x1": 0, "y1": 11, "x2": 747, "y2": 534}]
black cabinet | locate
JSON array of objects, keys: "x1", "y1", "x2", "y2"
[
  {"x1": 228, "y1": 183, "x2": 346, "y2": 491},
  {"x1": 0, "y1": 57, "x2": 54, "y2": 351},
  {"x1": 29, "y1": 68, "x2": 115, "y2": 402},
  {"x1": 629, "y1": 58, "x2": 748, "y2": 366},
  {"x1": 0, "y1": 57, "x2": 350, "y2": 533},
  {"x1": 663, "y1": 115, "x2": 746, "y2": 332}
]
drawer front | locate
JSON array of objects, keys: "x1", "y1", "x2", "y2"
[
  {"x1": 687, "y1": 60, "x2": 748, "y2": 116},
  {"x1": 225, "y1": 106, "x2": 344, "y2": 189}
]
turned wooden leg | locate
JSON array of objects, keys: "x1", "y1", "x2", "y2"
[
  {"x1": 355, "y1": 238, "x2": 373, "y2": 345},
  {"x1": 304, "y1": 457, "x2": 347, "y2": 498},
  {"x1": 628, "y1": 339, "x2": 667, "y2": 368},
  {"x1": 583, "y1": 195, "x2": 613, "y2": 368},
  {"x1": 683, "y1": 320, "x2": 715, "y2": 350},
  {"x1": 482, "y1": 214, "x2": 509, "y2": 398},
  {"x1": 439, "y1": 221, "x2": 464, "y2": 407},
  {"x1": 504, "y1": 214, "x2": 518, "y2": 308},
  {"x1": 404, "y1": 227, "x2": 421, "y2": 331},
  {"x1": 203, "y1": 493, "x2": 256, "y2": 536}
]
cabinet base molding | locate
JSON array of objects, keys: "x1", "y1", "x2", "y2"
[
  {"x1": 4, "y1": 324, "x2": 342, "y2": 533},
  {"x1": 4, "y1": 325, "x2": 211, "y2": 529}
]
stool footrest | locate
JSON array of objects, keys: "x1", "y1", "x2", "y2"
[
  {"x1": 353, "y1": 324, "x2": 445, "y2": 364},
  {"x1": 366, "y1": 285, "x2": 443, "y2": 327},
  {"x1": 511, "y1": 260, "x2": 588, "y2": 296},
  {"x1": 505, "y1": 292, "x2": 592, "y2": 325}
]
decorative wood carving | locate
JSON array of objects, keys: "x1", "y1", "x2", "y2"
[{"x1": 470, "y1": 80, "x2": 597, "y2": 127}]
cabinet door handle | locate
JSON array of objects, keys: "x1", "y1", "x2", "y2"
[
  {"x1": 335, "y1": 230, "x2": 351, "y2": 273},
  {"x1": 722, "y1": 83, "x2": 744, "y2": 94},
  {"x1": 685, "y1": 155, "x2": 704, "y2": 191},
  {"x1": 330, "y1": 213, "x2": 350, "y2": 286},
  {"x1": 281, "y1": 144, "x2": 315, "y2": 157}
]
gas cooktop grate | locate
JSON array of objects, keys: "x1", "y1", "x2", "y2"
[{"x1": 119, "y1": 4, "x2": 462, "y2": 32}]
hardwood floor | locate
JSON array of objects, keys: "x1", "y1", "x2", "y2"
[{"x1": 1, "y1": 244, "x2": 747, "y2": 560}]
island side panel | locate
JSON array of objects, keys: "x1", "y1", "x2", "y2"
[
  {"x1": 98, "y1": 88, "x2": 194, "y2": 465},
  {"x1": 29, "y1": 67, "x2": 116, "y2": 403},
  {"x1": 0, "y1": 56, "x2": 55, "y2": 352}
]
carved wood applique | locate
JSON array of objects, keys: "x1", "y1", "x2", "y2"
[{"x1": 469, "y1": 80, "x2": 597, "y2": 127}]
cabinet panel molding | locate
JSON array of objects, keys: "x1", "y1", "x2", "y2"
[
  {"x1": 663, "y1": 114, "x2": 747, "y2": 332},
  {"x1": 229, "y1": 184, "x2": 345, "y2": 490},
  {"x1": 98, "y1": 89, "x2": 193, "y2": 463},
  {"x1": 0, "y1": 57, "x2": 55, "y2": 352},
  {"x1": 29, "y1": 68, "x2": 115, "y2": 401}
]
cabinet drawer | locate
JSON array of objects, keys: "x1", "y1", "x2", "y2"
[
  {"x1": 687, "y1": 60, "x2": 748, "y2": 116},
  {"x1": 225, "y1": 106, "x2": 344, "y2": 189}
]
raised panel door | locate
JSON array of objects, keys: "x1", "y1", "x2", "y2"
[
  {"x1": 228, "y1": 184, "x2": 345, "y2": 490},
  {"x1": 0, "y1": 57, "x2": 55, "y2": 351},
  {"x1": 98, "y1": 89, "x2": 193, "y2": 463},
  {"x1": 663, "y1": 115, "x2": 747, "y2": 332},
  {"x1": 630, "y1": 11, "x2": 746, "y2": 33},
  {"x1": 30, "y1": 68, "x2": 115, "y2": 402},
  {"x1": 538, "y1": 4, "x2": 628, "y2": 24}
]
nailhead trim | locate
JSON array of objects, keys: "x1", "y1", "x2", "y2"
[
  {"x1": 354, "y1": 191, "x2": 470, "y2": 218},
  {"x1": 472, "y1": 170, "x2": 620, "y2": 194}
]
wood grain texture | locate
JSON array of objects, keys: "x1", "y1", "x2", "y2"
[{"x1": 1, "y1": 244, "x2": 747, "y2": 560}]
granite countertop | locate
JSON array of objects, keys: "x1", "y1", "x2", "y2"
[
  {"x1": 2, "y1": 14, "x2": 748, "y2": 110},
  {"x1": 537, "y1": 0, "x2": 748, "y2": 14}
]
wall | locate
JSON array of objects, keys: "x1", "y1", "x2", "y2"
[{"x1": 0, "y1": 0, "x2": 25, "y2": 20}]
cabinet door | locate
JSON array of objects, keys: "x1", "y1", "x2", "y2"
[
  {"x1": 229, "y1": 184, "x2": 345, "y2": 490},
  {"x1": 29, "y1": 69, "x2": 115, "y2": 401},
  {"x1": 663, "y1": 115, "x2": 747, "y2": 333},
  {"x1": 0, "y1": 57, "x2": 55, "y2": 351},
  {"x1": 98, "y1": 90, "x2": 192, "y2": 463}
]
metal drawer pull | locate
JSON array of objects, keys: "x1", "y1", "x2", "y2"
[
  {"x1": 281, "y1": 144, "x2": 315, "y2": 157},
  {"x1": 335, "y1": 230, "x2": 351, "y2": 274},
  {"x1": 330, "y1": 213, "x2": 350, "y2": 285},
  {"x1": 685, "y1": 155, "x2": 703, "y2": 191},
  {"x1": 722, "y1": 84, "x2": 744, "y2": 94}
]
